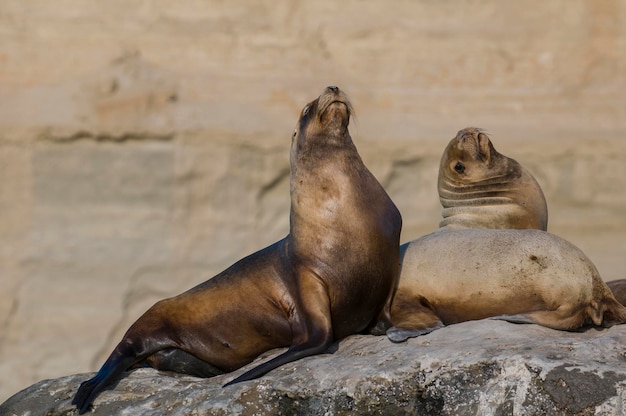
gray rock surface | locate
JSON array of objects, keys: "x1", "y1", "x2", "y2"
[{"x1": 2, "y1": 321, "x2": 625, "y2": 415}]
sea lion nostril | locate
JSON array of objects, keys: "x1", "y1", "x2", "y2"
[{"x1": 327, "y1": 86, "x2": 339, "y2": 93}]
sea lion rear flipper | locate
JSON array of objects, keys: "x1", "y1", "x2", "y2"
[
  {"x1": 224, "y1": 270, "x2": 333, "y2": 387},
  {"x1": 491, "y1": 310, "x2": 590, "y2": 331},
  {"x1": 606, "y1": 279, "x2": 626, "y2": 307},
  {"x1": 72, "y1": 344, "x2": 140, "y2": 414},
  {"x1": 600, "y1": 295, "x2": 626, "y2": 326}
]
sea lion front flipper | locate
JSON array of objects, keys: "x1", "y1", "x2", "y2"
[
  {"x1": 387, "y1": 291, "x2": 444, "y2": 343},
  {"x1": 223, "y1": 269, "x2": 333, "y2": 387},
  {"x1": 490, "y1": 314, "x2": 536, "y2": 325},
  {"x1": 386, "y1": 322, "x2": 444, "y2": 343}
]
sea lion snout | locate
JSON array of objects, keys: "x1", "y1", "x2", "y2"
[
  {"x1": 317, "y1": 86, "x2": 352, "y2": 130},
  {"x1": 456, "y1": 127, "x2": 479, "y2": 143},
  {"x1": 456, "y1": 129, "x2": 471, "y2": 141},
  {"x1": 320, "y1": 85, "x2": 346, "y2": 103}
]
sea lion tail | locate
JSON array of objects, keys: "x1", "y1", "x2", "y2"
[{"x1": 72, "y1": 341, "x2": 141, "y2": 414}]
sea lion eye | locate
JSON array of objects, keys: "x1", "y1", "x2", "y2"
[
  {"x1": 454, "y1": 161, "x2": 465, "y2": 174},
  {"x1": 302, "y1": 104, "x2": 311, "y2": 116}
]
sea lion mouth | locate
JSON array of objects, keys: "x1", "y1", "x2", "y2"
[{"x1": 317, "y1": 86, "x2": 353, "y2": 122}]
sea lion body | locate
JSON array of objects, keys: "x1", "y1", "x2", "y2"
[
  {"x1": 73, "y1": 86, "x2": 402, "y2": 413},
  {"x1": 438, "y1": 128, "x2": 548, "y2": 230},
  {"x1": 386, "y1": 229, "x2": 626, "y2": 342}
]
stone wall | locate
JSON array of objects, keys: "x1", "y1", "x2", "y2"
[{"x1": 1, "y1": 0, "x2": 626, "y2": 403}]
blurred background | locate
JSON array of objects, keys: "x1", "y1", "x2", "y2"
[{"x1": 1, "y1": 0, "x2": 625, "y2": 402}]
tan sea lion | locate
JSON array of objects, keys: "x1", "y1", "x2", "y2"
[
  {"x1": 385, "y1": 228, "x2": 626, "y2": 342},
  {"x1": 438, "y1": 127, "x2": 548, "y2": 231},
  {"x1": 606, "y1": 279, "x2": 626, "y2": 306},
  {"x1": 72, "y1": 86, "x2": 402, "y2": 414}
]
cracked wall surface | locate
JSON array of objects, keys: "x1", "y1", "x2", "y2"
[{"x1": 1, "y1": 0, "x2": 626, "y2": 403}]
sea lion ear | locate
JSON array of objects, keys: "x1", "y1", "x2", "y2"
[{"x1": 476, "y1": 132, "x2": 493, "y2": 164}]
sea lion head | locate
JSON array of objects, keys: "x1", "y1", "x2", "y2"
[
  {"x1": 290, "y1": 86, "x2": 354, "y2": 160},
  {"x1": 438, "y1": 127, "x2": 548, "y2": 230},
  {"x1": 439, "y1": 127, "x2": 504, "y2": 185}
]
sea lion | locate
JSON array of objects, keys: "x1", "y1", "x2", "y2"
[
  {"x1": 385, "y1": 228, "x2": 626, "y2": 342},
  {"x1": 438, "y1": 127, "x2": 548, "y2": 231},
  {"x1": 606, "y1": 279, "x2": 626, "y2": 306},
  {"x1": 72, "y1": 86, "x2": 402, "y2": 414}
]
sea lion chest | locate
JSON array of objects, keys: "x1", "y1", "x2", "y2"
[{"x1": 290, "y1": 156, "x2": 401, "y2": 336}]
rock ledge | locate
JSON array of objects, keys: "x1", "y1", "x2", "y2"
[{"x1": 2, "y1": 321, "x2": 625, "y2": 415}]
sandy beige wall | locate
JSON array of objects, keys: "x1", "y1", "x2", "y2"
[{"x1": 1, "y1": 0, "x2": 626, "y2": 402}]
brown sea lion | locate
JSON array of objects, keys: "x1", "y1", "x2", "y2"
[
  {"x1": 385, "y1": 228, "x2": 626, "y2": 342},
  {"x1": 606, "y1": 279, "x2": 626, "y2": 306},
  {"x1": 438, "y1": 127, "x2": 548, "y2": 231},
  {"x1": 72, "y1": 86, "x2": 402, "y2": 414}
]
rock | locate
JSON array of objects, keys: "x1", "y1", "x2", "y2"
[{"x1": 2, "y1": 321, "x2": 625, "y2": 416}]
